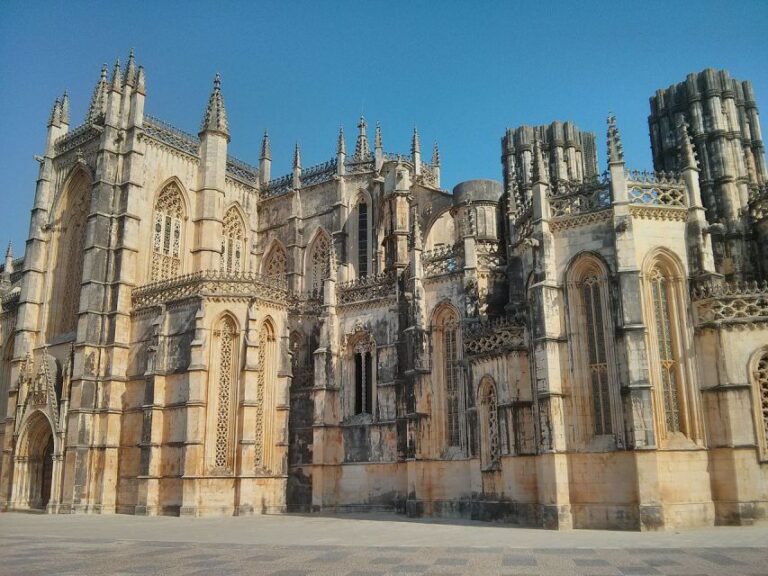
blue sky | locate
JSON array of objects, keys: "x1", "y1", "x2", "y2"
[{"x1": 1, "y1": 1, "x2": 767, "y2": 254}]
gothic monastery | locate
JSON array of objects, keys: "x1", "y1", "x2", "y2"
[{"x1": 1, "y1": 53, "x2": 767, "y2": 530}]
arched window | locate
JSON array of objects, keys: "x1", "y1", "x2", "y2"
[
  {"x1": 151, "y1": 182, "x2": 185, "y2": 281},
  {"x1": 751, "y1": 350, "x2": 768, "y2": 461},
  {"x1": 264, "y1": 243, "x2": 287, "y2": 282},
  {"x1": 479, "y1": 376, "x2": 500, "y2": 469},
  {"x1": 256, "y1": 320, "x2": 276, "y2": 470},
  {"x1": 221, "y1": 207, "x2": 245, "y2": 273},
  {"x1": 643, "y1": 252, "x2": 699, "y2": 443},
  {"x1": 211, "y1": 315, "x2": 237, "y2": 472},
  {"x1": 48, "y1": 169, "x2": 90, "y2": 338},
  {"x1": 353, "y1": 194, "x2": 371, "y2": 278},
  {"x1": 566, "y1": 255, "x2": 619, "y2": 445},
  {"x1": 433, "y1": 305, "x2": 463, "y2": 451},
  {"x1": 353, "y1": 336, "x2": 375, "y2": 415},
  {"x1": 307, "y1": 231, "x2": 330, "y2": 294}
]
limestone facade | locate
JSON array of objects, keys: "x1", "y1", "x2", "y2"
[{"x1": 1, "y1": 57, "x2": 767, "y2": 529}]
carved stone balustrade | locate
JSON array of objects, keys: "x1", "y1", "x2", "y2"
[
  {"x1": 337, "y1": 271, "x2": 396, "y2": 305},
  {"x1": 423, "y1": 245, "x2": 462, "y2": 277},
  {"x1": 463, "y1": 316, "x2": 527, "y2": 359},
  {"x1": 692, "y1": 280, "x2": 768, "y2": 327}
]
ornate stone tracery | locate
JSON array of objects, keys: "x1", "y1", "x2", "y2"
[
  {"x1": 479, "y1": 376, "x2": 500, "y2": 469},
  {"x1": 221, "y1": 206, "x2": 245, "y2": 273},
  {"x1": 151, "y1": 182, "x2": 186, "y2": 281},
  {"x1": 212, "y1": 315, "x2": 237, "y2": 472},
  {"x1": 307, "y1": 231, "x2": 331, "y2": 294},
  {"x1": 264, "y1": 243, "x2": 287, "y2": 282}
]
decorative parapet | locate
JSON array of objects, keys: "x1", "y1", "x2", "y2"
[
  {"x1": 549, "y1": 177, "x2": 612, "y2": 219},
  {"x1": 226, "y1": 156, "x2": 259, "y2": 186},
  {"x1": 54, "y1": 123, "x2": 103, "y2": 155},
  {"x1": 0, "y1": 288, "x2": 20, "y2": 313},
  {"x1": 423, "y1": 244, "x2": 462, "y2": 277},
  {"x1": 476, "y1": 240, "x2": 504, "y2": 268},
  {"x1": 692, "y1": 280, "x2": 768, "y2": 327},
  {"x1": 301, "y1": 158, "x2": 337, "y2": 186},
  {"x1": 463, "y1": 316, "x2": 527, "y2": 359},
  {"x1": 132, "y1": 269, "x2": 289, "y2": 309},
  {"x1": 626, "y1": 170, "x2": 687, "y2": 208},
  {"x1": 262, "y1": 173, "x2": 293, "y2": 198},
  {"x1": 337, "y1": 271, "x2": 396, "y2": 305}
]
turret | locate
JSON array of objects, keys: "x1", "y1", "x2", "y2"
[
  {"x1": 194, "y1": 73, "x2": 229, "y2": 269},
  {"x1": 259, "y1": 131, "x2": 271, "y2": 184}
]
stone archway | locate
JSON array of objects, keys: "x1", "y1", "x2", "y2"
[{"x1": 13, "y1": 410, "x2": 56, "y2": 510}]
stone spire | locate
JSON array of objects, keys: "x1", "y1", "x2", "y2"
[
  {"x1": 48, "y1": 97, "x2": 62, "y2": 127},
  {"x1": 432, "y1": 142, "x2": 440, "y2": 166},
  {"x1": 136, "y1": 66, "x2": 146, "y2": 94},
  {"x1": 678, "y1": 120, "x2": 698, "y2": 171},
  {"x1": 60, "y1": 90, "x2": 70, "y2": 125},
  {"x1": 260, "y1": 131, "x2": 271, "y2": 160},
  {"x1": 411, "y1": 126, "x2": 421, "y2": 156},
  {"x1": 293, "y1": 142, "x2": 302, "y2": 171},
  {"x1": 124, "y1": 49, "x2": 136, "y2": 88},
  {"x1": 532, "y1": 138, "x2": 549, "y2": 184},
  {"x1": 354, "y1": 116, "x2": 370, "y2": 160},
  {"x1": 337, "y1": 126, "x2": 346, "y2": 155},
  {"x1": 374, "y1": 121, "x2": 383, "y2": 150},
  {"x1": 200, "y1": 73, "x2": 229, "y2": 139},
  {"x1": 607, "y1": 113, "x2": 624, "y2": 164},
  {"x1": 86, "y1": 63, "x2": 109, "y2": 124},
  {"x1": 110, "y1": 58, "x2": 122, "y2": 92},
  {"x1": 5, "y1": 241, "x2": 12, "y2": 261}
]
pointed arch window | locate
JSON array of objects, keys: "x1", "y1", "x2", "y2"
[
  {"x1": 353, "y1": 337, "x2": 374, "y2": 415},
  {"x1": 221, "y1": 207, "x2": 245, "y2": 273},
  {"x1": 49, "y1": 170, "x2": 89, "y2": 338},
  {"x1": 212, "y1": 316, "x2": 237, "y2": 472},
  {"x1": 264, "y1": 244, "x2": 287, "y2": 283},
  {"x1": 355, "y1": 194, "x2": 370, "y2": 278},
  {"x1": 650, "y1": 268, "x2": 681, "y2": 433},
  {"x1": 151, "y1": 182, "x2": 185, "y2": 281},
  {"x1": 581, "y1": 275, "x2": 612, "y2": 435},
  {"x1": 308, "y1": 232, "x2": 330, "y2": 294},
  {"x1": 751, "y1": 350, "x2": 768, "y2": 461},
  {"x1": 434, "y1": 306, "x2": 463, "y2": 450}
]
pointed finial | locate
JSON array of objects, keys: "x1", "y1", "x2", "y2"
[
  {"x1": 293, "y1": 142, "x2": 302, "y2": 170},
  {"x1": 200, "y1": 72, "x2": 229, "y2": 139},
  {"x1": 110, "y1": 58, "x2": 123, "y2": 92},
  {"x1": 354, "y1": 115, "x2": 370, "y2": 160},
  {"x1": 374, "y1": 121, "x2": 383, "y2": 150},
  {"x1": 607, "y1": 113, "x2": 624, "y2": 164},
  {"x1": 411, "y1": 126, "x2": 421, "y2": 155},
  {"x1": 86, "y1": 64, "x2": 109, "y2": 123},
  {"x1": 260, "y1": 131, "x2": 271, "y2": 160},
  {"x1": 337, "y1": 126, "x2": 346, "y2": 155},
  {"x1": 532, "y1": 138, "x2": 549, "y2": 184},
  {"x1": 124, "y1": 49, "x2": 136, "y2": 87},
  {"x1": 677, "y1": 119, "x2": 697, "y2": 170},
  {"x1": 48, "y1": 97, "x2": 62, "y2": 127},
  {"x1": 432, "y1": 142, "x2": 440, "y2": 166},
  {"x1": 5, "y1": 241, "x2": 13, "y2": 259},
  {"x1": 60, "y1": 90, "x2": 70, "y2": 124}
]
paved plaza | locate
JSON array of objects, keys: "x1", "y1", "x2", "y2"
[{"x1": 0, "y1": 513, "x2": 766, "y2": 575}]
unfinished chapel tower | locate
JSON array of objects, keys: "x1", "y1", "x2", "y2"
[{"x1": 0, "y1": 56, "x2": 767, "y2": 530}]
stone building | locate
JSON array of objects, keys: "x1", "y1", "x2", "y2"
[{"x1": 1, "y1": 56, "x2": 767, "y2": 530}]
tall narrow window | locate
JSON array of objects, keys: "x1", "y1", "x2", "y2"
[
  {"x1": 434, "y1": 306, "x2": 462, "y2": 450},
  {"x1": 221, "y1": 207, "x2": 245, "y2": 273},
  {"x1": 650, "y1": 268, "x2": 681, "y2": 433},
  {"x1": 151, "y1": 182, "x2": 185, "y2": 281},
  {"x1": 354, "y1": 345, "x2": 373, "y2": 414},
  {"x1": 358, "y1": 201, "x2": 368, "y2": 277},
  {"x1": 752, "y1": 351, "x2": 768, "y2": 460},
  {"x1": 308, "y1": 232, "x2": 330, "y2": 294},
  {"x1": 445, "y1": 321, "x2": 460, "y2": 447},
  {"x1": 255, "y1": 321, "x2": 275, "y2": 469},
  {"x1": 582, "y1": 276, "x2": 612, "y2": 435},
  {"x1": 479, "y1": 376, "x2": 500, "y2": 469},
  {"x1": 264, "y1": 244, "x2": 287, "y2": 282},
  {"x1": 213, "y1": 316, "x2": 237, "y2": 471}
]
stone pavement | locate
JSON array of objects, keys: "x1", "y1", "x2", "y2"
[{"x1": 0, "y1": 513, "x2": 766, "y2": 575}]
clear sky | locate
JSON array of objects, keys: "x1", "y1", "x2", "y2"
[{"x1": 1, "y1": 1, "x2": 766, "y2": 255}]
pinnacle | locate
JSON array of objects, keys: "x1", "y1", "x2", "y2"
[
  {"x1": 432, "y1": 142, "x2": 440, "y2": 166},
  {"x1": 337, "y1": 126, "x2": 346, "y2": 155},
  {"x1": 260, "y1": 131, "x2": 271, "y2": 161},
  {"x1": 374, "y1": 121, "x2": 383, "y2": 150},
  {"x1": 532, "y1": 138, "x2": 549, "y2": 184},
  {"x1": 293, "y1": 142, "x2": 302, "y2": 169},
  {"x1": 354, "y1": 115, "x2": 370, "y2": 160},
  {"x1": 110, "y1": 58, "x2": 123, "y2": 91},
  {"x1": 412, "y1": 126, "x2": 421, "y2": 155},
  {"x1": 61, "y1": 90, "x2": 70, "y2": 124},
  {"x1": 86, "y1": 63, "x2": 110, "y2": 124},
  {"x1": 607, "y1": 113, "x2": 624, "y2": 164},
  {"x1": 677, "y1": 119, "x2": 698, "y2": 170},
  {"x1": 200, "y1": 73, "x2": 229, "y2": 139},
  {"x1": 48, "y1": 97, "x2": 62, "y2": 127},
  {"x1": 5, "y1": 241, "x2": 12, "y2": 259},
  {"x1": 124, "y1": 49, "x2": 137, "y2": 87}
]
